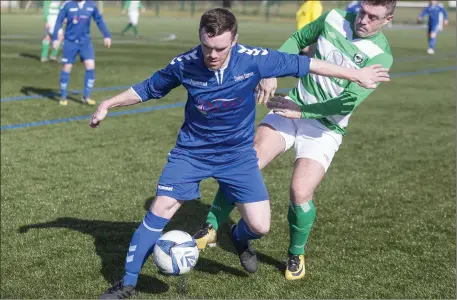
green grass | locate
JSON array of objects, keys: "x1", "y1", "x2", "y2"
[{"x1": 1, "y1": 12, "x2": 456, "y2": 299}]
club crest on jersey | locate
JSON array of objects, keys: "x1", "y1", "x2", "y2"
[
  {"x1": 353, "y1": 53, "x2": 366, "y2": 65},
  {"x1": 195, "y1": 96, "x2": 243, "y2": 117},
  {"x1": 327, "y1": 50, "x2": 344, "y2": 66}
]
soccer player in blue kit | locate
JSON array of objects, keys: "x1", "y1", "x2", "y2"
[
  {"x1": 90, "y1": 8, "x2": 389, "y2": 299},
  {"x1": 417, "y1": 0, "x2": 449, "y2": 55},
  {"x1": 52, "y1": 0, "x2": 112, "y2": 106}
]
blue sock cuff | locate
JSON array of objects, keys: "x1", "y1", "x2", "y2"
[
  {"x1": 143, "y1": 211, "x2": 169, "y2": 230},
  {"x1": 239, "y1": 218, "x2": 262, "y2": 239}
]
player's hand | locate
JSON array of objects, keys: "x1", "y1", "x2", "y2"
[
  {"x1": 52, "y1": 40, "x2": 60, "y2": 49},
  {"x1": 104, "y1": 38, "x2": 112, "y2": 48},
  {"x1": 141, "y1": 8, "x2": 146, "y2": 13},
  {"x1": 90, "y1": 102, "x2": 109, "y2": 128},
  {"x1": 255, "y1": 78, "x2": 277, "y2": 105},
  {"x1": 417, "y1": 17, "x2": 423, "y2": 24},
  {"x1": 355, "y1": 64, "x2": 390, "y2": 89},
  {"x1": 444, "y1": 20, "x2": 449, "y2": 26},
  {"x1": 266, "y1": 96, "x2": 302, "y2": 119},
  {"x1": 121, "y1": 10, "x2": 126, "y2": 15}
]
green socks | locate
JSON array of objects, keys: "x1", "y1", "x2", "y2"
[
  {"x1": 132, "y1": 25, "x2": 138, "y2": 36},
  {"x1": 51, "y1": 43, "x2": 60, "y2": 58},
  {"x1": 288, "y1": 200, "x2": 316, "y2": 255},
  {"x1": 206, "y1": 188, "x2": 235, "y2": 231},
  {"x1": 41, "y1": 39, "x2": 50, "y2": 60},
  {"x1": 122, "y1": 23, "x2": 132, "y2": 33}
]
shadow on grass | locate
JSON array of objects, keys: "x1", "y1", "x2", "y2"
[
  {"x1": 20, "y1": 86, "x2": 81, "y2": 103},
  {"x1": 20, "y1": 197, "x2": 286, "y2": 296}
]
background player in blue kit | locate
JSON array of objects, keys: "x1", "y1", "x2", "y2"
[
  {"x1": 346, "y1": 1, "x2": 361, "y2": 14},
  {"x1": 417, "y1": 0, "x2": 449, "y2": 54},
  {"x1": 52, "y1": 0, "x2": 111, "y2": 106},
  {"x1": 89, "y1": 8, "x2": 389, "y2": 299}
]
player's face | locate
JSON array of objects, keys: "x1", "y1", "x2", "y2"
[
  {"x1": 200, "y1": 30, "x2": 238, "y2": 70},
  {"x1": 354, "y1": 3, "x2": 393, "y2": 37},
  {"x1": 430, "y1": 0, "x2": 437, "y2": 5}
]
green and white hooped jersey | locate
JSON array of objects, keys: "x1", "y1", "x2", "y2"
[
  {"x1": 44, "y1": 1, "x2": 62, "y2": 23},
  {"x1": 280, "y1": 9, "x2": 393, "y2": 135},
  {"x1": 123, "y1": 0, "x2": 144, "y2": 14}
]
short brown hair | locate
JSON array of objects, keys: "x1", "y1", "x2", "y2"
[
  {"x1": 199, "y1": 8, "x2": 238, "y2": 38},
  {"x1": 362, "y1": 0, "x2": 397, "y2": 16}
]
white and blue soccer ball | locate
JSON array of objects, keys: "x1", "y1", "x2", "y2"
[{"x1": 153, "y1": 230, "x2": 199, "y2": 275}]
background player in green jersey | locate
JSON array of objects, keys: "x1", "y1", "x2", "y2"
[
  {"x1": 41, "y1": 0, "x2": 65, "y2": 62},
  {"x1": 194, "y1": 0, "x2": 396, "y2": 281},
  {"x1": 121, "y1": 0, "x2": 146, "y2": 38}
]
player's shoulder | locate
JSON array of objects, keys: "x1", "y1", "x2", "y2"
[
  {"x1": 61, "y1": 1, "x2": 72, "y2": 8},
  {"x1": 324, "y1": 8, "x2": 355, "y2": 24},
  {"x1": 235, "y1": 44, "x2": 270, "y2": 59},
  {"x1": 437, "y1": 3, "x2": 445, "y2": 8},
  {"x1": 169, "y1": 46, "x2": 200, "y2": 67}
]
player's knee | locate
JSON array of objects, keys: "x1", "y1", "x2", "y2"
[
  {"x1": 63, "y1": 64, "x2": 73, "y2": 72},
  {"x1": 290, "y1": 185, "x2": 314, "y2": 203},
  {"x1": 430, "y1": 32, "x2": 437, "y2": 38},
  {"x1": 44, "y1": 35, "x2": 51, "y2": 42},
  {"x1": 84, "y1": 60, "x2": 95, "y2": 70},
  {"x1": 247, "y1": 220, "x2": 270, "y2": 236}
]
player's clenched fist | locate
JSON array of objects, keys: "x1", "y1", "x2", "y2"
[{"x1": 90, "y1": 103, "x2": 108, "y2": 128}]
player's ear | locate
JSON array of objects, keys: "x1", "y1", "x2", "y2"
[
  {"x1": 384, "y1": 14, "x2": 394, "y2": 24},
  {"x1": 232, "y1": 34, "x2": 239, "y2": 46}
]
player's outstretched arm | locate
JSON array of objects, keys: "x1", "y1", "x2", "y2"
[
  {"x1": 90, "y1": 89, "x2": 141, "y2": 128},
  {"x1": 309, "y1": 58, "x2": 390, "y2": 89},
  {"x1": 93, "y1": 5, "x2": 111, "y2": 47},
  {"x1": 90, "y1": 61, "x2": 181, "y2": 128}
]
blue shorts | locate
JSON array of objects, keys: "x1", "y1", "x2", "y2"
[
  {"x1": 156, "y1": 148, "x2": 269, "y2": 204},
  {"x1": 428, "y1": 23, "x2": 440, "y2": 34},
  {"x1": 61, "y1": 40, "x2": 94, "y2": 64}
]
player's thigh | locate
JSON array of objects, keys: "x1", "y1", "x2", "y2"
[
  {"x1": 149, "y1": 195, "x2": 184, "y2": 220},
  {"x1": 235, "y1": 200, "x2": 271, "y2": 235},
  {"x1": 80, "y1": 43, "x2": 95, "y2": 62},
  {"x1": 61, "y1": 40, "x2": 79, "y2": 64},
  {"x1": 291, "y1": 119, "x2": 342, "y2": 201},
  {"x1": 215, "y1": 150, "x2": 269, "y2": 205},
  {"x1": 258, "y1": 109, "x2": 296, "y2": 168},
  {"x1": 156, "y1": 148, "x2": 211, "y2": 201}
]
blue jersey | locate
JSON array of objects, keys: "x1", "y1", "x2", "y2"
[
  {"x1": 132, "y1": 44, "x2": 310, "y2": 157},
  {"x1": 346, "y1": 1, "x2": 361, "y2": 14},
  {"x1": 420, "y1": 3, "x2": 448, "y2": 29},
  {"x1": 52, "y1": 0, "x2": 110, "y2": 42}
]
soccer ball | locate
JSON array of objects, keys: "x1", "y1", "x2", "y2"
[{"x1": 153, "y1": 230, "x2": 199, "y2": 275}]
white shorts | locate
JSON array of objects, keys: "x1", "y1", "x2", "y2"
[
  {"x1": 46, "y1": 24, "x2": 63, "y2": 37},
  {"x1": 128, "y1": 13, "x2": 139, "y2": 25},
  {"x1": 260, "y1": 110, "x2": 343, "y2": 172}
]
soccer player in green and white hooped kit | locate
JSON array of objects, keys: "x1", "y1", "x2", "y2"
[
  {"x1": 41, "y1": 0, "x2": 65, "y2": 62},
  {"x1": 194, "y1": 0, "x2": 395, "y2": 281},
  {"x1": 121, "y1": 0, "x2": 145, "y2": 38}
]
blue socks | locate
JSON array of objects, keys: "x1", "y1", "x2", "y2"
[
  {"x1": 232, "y1": 218, "x2": 263, "y2": 248},
  {"x1": 83, "y1": 69, "x2": 95, "y2": 99},
  {"x1": 59, "y1": 70, "x2": 71, "y2": 99},
  {"x1": 429, "y1": 37, "x2": 436, "y2": 49},
  {"x1": 123, "y1": 211, "x2": 169, "y2": 287}
]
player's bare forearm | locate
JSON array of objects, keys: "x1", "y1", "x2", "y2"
[
  {"x1": 90, "y1": 89, "x2": 142, "y2": 128},
  {"x1": 100, "y1": 88, "x2": 142, "y2": 110},
  {"x1": 309, "y1": 58, "x2": 390, "y2": 89},
  {"x1": 309, "y1": 58, "x2": 358, "y2": 81}
]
